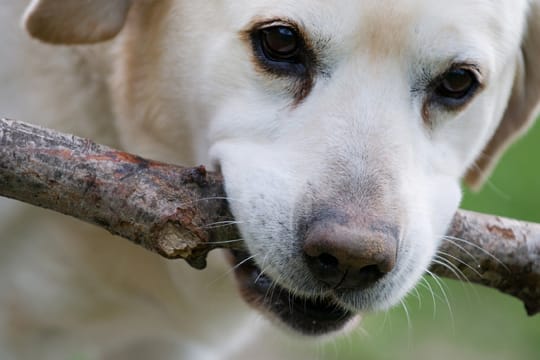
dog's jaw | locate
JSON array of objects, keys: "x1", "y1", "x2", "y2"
[{"x1": 227, "y1": 250, "x2": 358, "y2": 335}]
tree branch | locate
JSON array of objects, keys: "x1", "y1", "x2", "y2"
[{"x1": 0, "y1": 118, "x2": 539, "y2": 315}]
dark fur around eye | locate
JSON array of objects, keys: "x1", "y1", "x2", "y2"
[
  {"x1": 245, "y1": 20, "x2": 319, "y2": 104},
  {"x1": 248, "y1": 22, "x2": 315, "y2": 78}
]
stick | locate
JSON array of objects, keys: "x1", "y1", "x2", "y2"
[
  {"x1": 432, "y1": 211, "x2": 540, "y2": 316},
  {"x1": 0, "y1": 118, "x2": 539, "y2": 315}
]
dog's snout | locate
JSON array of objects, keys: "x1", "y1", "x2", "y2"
[{"x1": 303, "y1": 222, "x2": 398, "y2": 289}]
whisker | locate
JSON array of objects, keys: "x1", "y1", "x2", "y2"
[
  {"x1": 341, "y1": 326, "x2": 356, "y2": 358},
  {"x1": 209, "y1": 238, "x2": 244, "y2": 245},
  {"x1": 400, "y1": 298, "x2": 414, "y2": 350},
  {"x1": 437, "y1": 250, "x2": 483, "y2": 279},
  {"x1": 173, "y1": 196, "x2": 250, "y2": 210},
  {"x1": 439, "y1": 236, "x2": 480, "y2": 265},
  {"x1": 254, "y1": 265, "x2": 271, "y2": 284},
  {"x1": 254, "y1": 254, "x2": 270, "y2": 284},
  {"x1": 432, "y1": 257, "x2": 468, "y2": 283},
  {"x1": 197, "y1": 196, "x2": 248, "y2": 204},
  {"x1": 264, "y1": 273, "x2": 284, "y2": 308},
  {"x1": 202, "y1": 220, "x2": 244, "y2": 230},
  {"x1": 411, "y1": 287, "x2": 422, "y2": 309},
  {"x1": 288, "y1": 289, "x2": 295, "y2": 315},
  {"x1": 400, "y1": 299, "x2": 413, "y2": 331},
  {"x1": 231, "y1": 254, "x2": 257, "y2": 271},
  {"x1": 435, "y1": 254, "x2": 482, "y2": 304},
  {"x1": 418, "y1": 277, "x2": 437, "y2": 318},
  {"x1": 206, "y1": 254, "x2": 257, "y2": 288},
  {"x1": 444, "y1": 235, "x2": 509, "y2": 271},
  {"x1": 425, "y1": 269, "x2": 455, "y2": 332},
  {"x1": 380, "y1": 310, "x2": 391, "y2": 334},
  {"x1": 484, "y1": 179, "x2": 511, "y2": 201}
]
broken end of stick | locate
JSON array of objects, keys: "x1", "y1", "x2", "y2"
[
  {"x1": 151, "y1": 219, "x2": 242, "y2": 270},
  {"x1": 153, "y1": 222, "x2": 210, "y2": 269},
  {"x1": 525, "y1": 302, "x2": 540, "y2": 316}
]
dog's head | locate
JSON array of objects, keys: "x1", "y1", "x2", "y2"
[{"x1": 24, "y1": 0, "x2": 540, "y2": 335}]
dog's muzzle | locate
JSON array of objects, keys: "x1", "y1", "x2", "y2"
[
  {"x1": 227, "y1": 205, "x2": 399, "y2": 335},
  {"x1": 228, "y1": 250, "x2": 358, "y2": 335}
]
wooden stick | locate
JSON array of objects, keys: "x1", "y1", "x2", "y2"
[
  {"x1": 432, "y1": 210, "x2": 540, "y2": 316},
  {"x1": 0, "y1": 118, "x2": 235, "y2": 269},
  {"x1": 0, "y1": 118, "x2": 539, "y2": 315}
]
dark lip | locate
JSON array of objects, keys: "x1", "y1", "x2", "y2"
[{"x1": 228, "y1": 250, "x2": 356, "y2": 336}]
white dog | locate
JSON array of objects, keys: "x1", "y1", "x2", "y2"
[{"x1": 0, "y1": 0, "x2": 538, "y2": 359}]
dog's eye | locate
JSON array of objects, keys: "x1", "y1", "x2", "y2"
[
  {"x1": 249, "y1": 23, "x2": 310, "y2": 78},
  {"x1": 248, "y1": 21, "x2": 315, "y2": 100},
  {"x1": 260, "y1": 26, "x2": 300, "y2": 62},
  {"x1": 434, "y1": 68, "x2": 478, "y2": 104}
]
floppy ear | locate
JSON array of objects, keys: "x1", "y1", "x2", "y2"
[
  {"x1": 464, "y1": 2, "x2": 540, "y2": 189},
  {"x1": 23, "y1": 0, "x2": 132, "y2": 44}
]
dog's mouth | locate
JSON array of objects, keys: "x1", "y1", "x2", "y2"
[{"x1": 227, "y1": 250, "x2": 358, "y2": 336}]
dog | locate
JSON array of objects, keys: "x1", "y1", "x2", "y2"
[{"x1": 0, "y1": 0, "x2": 538, "y2": 359}]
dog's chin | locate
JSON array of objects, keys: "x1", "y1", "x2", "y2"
[{"x1": 227, "y1": 250, "x2": 358, "y2": 336}]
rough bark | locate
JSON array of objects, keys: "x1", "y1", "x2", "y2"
[
  {"x1": 432, "y1": 211, "x2": 540, "y2": 316},
  {"x1": 0, "y1": 118, "x2": 539, "y2": 315},
  {"x1": 0, "y1": 118, "x2": 236, "y2": 269}
]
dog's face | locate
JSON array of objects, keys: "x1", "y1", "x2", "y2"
[{"x1": 24, "y1": 0, "x2": 540, "y2": 336}]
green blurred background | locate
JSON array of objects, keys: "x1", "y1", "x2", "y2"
[{"x1": 327, "y1": 121, "x2": 540, "y2": 360}]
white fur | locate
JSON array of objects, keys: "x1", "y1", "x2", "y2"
[{"x1": 0, "y1": 0, "x2": 537, "y2": 358}]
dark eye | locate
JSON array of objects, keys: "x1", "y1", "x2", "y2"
[
  {"x1": 260, "y1": 26, "x2": 300, "y2": 62},
  {"x1": 435, "y1": 68, "x2": 478, "y2": 101}
]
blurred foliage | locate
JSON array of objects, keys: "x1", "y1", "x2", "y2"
[{"x1": 326, "y1": 121, "x2": 540, "y2": 360}]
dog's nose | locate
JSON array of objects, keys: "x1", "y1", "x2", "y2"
[{"x1": 303, "y1": 222, "x2": 398, "y2": 289}]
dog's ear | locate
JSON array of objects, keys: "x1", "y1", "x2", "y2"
[
  {"x1": 23, "y1": 0, "x2": 132, "y2": 44},
  {"x1": 464, "y1": 2, "x2": 540, "y2": 190}
]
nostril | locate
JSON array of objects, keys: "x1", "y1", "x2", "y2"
[
  {"x1": 317, "y1": 253, "x2": 339, "y2": 268},
  {"x1": 335, "y1": 264, "x2": 385, "y2": 289},
  {"x1": 304, "y1": 251, "x2": 344, "y2": 288},
  {"x1": 302, "y1": 219, "x2": 398, "y2": 289},
  {"x1": 358, "y1": 264, "x2": 384, "y2": 281}
]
